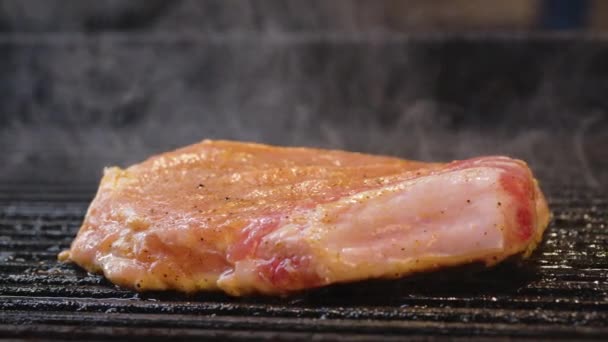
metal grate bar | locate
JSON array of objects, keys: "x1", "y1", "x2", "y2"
[
  {"x1": 1, "y1": 185, "x2": 607, "y2": 339},
  {"x1": 1, "y1": 310, "x2": 607, "y2": 338}
]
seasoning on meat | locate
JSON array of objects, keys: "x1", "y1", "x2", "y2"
[{"x1": 59, "y1": 140, "x2": 550, "y2": 296}]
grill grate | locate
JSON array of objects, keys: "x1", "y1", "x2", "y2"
[{"x1": 0, "y1": 185, "x2": 607, "y2": 340}]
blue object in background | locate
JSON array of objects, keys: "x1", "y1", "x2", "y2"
[{"x1": 541, "y1": 0, "x2": 590, "y2": 29}]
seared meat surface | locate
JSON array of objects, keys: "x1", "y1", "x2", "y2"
[{"x1": 60, "y1": 140, "x2": 550, "y2": 296}]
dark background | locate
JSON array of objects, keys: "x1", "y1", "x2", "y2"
[
  {"x1": 1, "y1": 3, "x2": 606, "y2": 340},
  {"x1": 0, "y1": 0, "x2": 607, "y2": 188}
]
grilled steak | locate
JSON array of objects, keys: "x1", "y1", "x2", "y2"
[{"x1": 59, "y1": 140, "x2": 550, "y2": 296}]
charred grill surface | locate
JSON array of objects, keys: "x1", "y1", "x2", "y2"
[{"x1": 0, "y1": 184, "x2": 606, "y2": 340}]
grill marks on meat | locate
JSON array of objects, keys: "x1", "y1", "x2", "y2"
[{"x1": 59, "y1": 140, "x2": 550, "y2": 296}]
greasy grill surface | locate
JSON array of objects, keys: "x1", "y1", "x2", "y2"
[{"x1": 0, "y1": 185, "x2": 607, "y2": 340}]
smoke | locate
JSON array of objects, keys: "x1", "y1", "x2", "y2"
[{"x1": 0, "y1": 33, "x2": 607, "y2": 189}]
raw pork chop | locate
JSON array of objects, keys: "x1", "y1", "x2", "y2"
[{"x1": 59, "y1": 140, "x2": 550, "y2": 296}]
